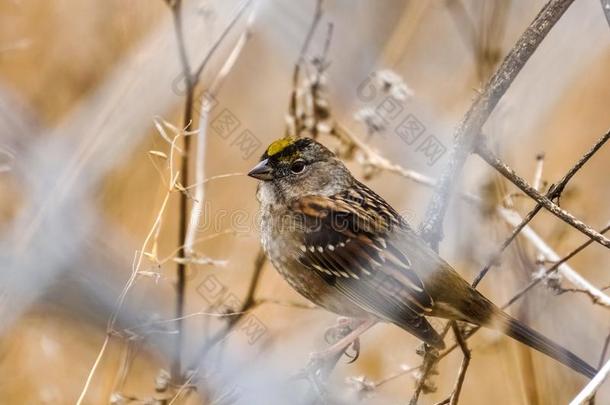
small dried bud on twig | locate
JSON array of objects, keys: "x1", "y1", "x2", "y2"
[
  {"x1": 373, "y1": 69, "x2": 414, "y2": 102},
  {"x1": 354, "y1": 108, "x2": 386, "y2": 134}
]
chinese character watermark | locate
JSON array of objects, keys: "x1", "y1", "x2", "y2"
[
  {"x1": 196, "y1": 275, "x2": 267, "y2": 344},
  {"x1": 356, "y1": 72, "x2": 447, "y2": 166},
  {"x1": 172, "y1": 74, "x2": 262, "y2": 160}
]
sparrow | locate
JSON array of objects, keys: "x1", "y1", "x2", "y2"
[{"x1": 248, "y1": 136, "x2": 596, "y2": 378}]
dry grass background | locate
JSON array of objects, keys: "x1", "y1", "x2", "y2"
[{"x1": 0, "y1": 1, "x2": 609, "y2": 404}]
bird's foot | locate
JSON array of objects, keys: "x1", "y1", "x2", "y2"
[
  {"x1": 303, "y1": 318, "x2": 376, "y2": 389},
  {"x1": 324, "y1": 317, "x2": 357, "y2": 344},
  {"x1": 315, "y1": 318, "x2": 375, "y2": 362},
  {"x1": 308, "y1": 338, "x2": 360, "y2": 364},
  {"x1": 293, "y1": 319, "x2": 376, "y2": 399}
]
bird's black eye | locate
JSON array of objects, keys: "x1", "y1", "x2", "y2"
[{"x1": 290, "y1": 159, "x2": 306, "y2": 174}]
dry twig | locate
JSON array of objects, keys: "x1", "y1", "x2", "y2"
[
  {"x1": 434, "y1": 322, "x2": 471, "y2": 405},
  {"x1": 166, "y1": 0, "x2": 253, "y2": 382},
  {"x1": 411, "y1": 1, "x2": 577, "y2": 400},
  {"x1": 477, "y1": 141, "x2": 610, "y2": 249},
  {"x1": 472, "y1": 128, "x2": 610, "y2": 287},
  {"x1": 420, "y1": 0, "x2": 576, "y2": 250},
  {"x1": 188, "y1": 249, "x2": 267, "y2": 371},
  {"x1": 77, "y1": 137, "x2": 182, "y2": 405},
  {"x1": 500, "y1": 217, "x2": 610, "y2": 308}
]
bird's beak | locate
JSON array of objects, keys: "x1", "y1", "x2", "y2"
[{"x1": 247, "y1": 158, "x2": 273, "y2": 181}]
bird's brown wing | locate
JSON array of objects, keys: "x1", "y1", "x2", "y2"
[{"x1": 291, "y1": 184, "x2": 444, "y2": 348}]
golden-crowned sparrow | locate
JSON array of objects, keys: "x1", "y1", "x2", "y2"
[{"x1": 248, "y1": 136, "x2": 595, "y2": 378}]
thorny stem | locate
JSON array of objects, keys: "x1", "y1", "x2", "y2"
[
  {"x1": 472, "y1": 128, "x2": 610, "y2": 287},
  {"x1": 419, "y1": 0, "x2": 576, "y2": 250},
  {"x1": 184, "y1": 6, "x2": 254, "y2": 257}
]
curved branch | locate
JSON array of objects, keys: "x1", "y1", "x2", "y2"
[{"x1": 420, "y1": 0, "x2": 576, "y2": 250}]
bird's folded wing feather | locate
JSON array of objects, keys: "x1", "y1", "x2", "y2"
[{"x1": 291, "y1": 187, "x2": 444, "y2": 347}]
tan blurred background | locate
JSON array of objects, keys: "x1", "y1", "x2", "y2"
[{"x1": 0, "y1": 0, "x2": 609, "y2": 404}]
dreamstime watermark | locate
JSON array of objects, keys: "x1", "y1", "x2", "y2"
[
  {"x1": 171, "y1": 74, "x2": 262, "y2": 160},
  {"x1": 196, "y1": 274, "x2": 267, "y2": 345},
  {"x1": 187, "y1": 201, "x2": 417, "y2": 235},
  {"x1": 356, "y1": 72, "x2": 447, "y2": 166}
]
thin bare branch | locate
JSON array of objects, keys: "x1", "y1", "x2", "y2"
[
  {"x1": 184, "y1": 11, "x2": 254, "y2": 256},
  {"x1": 168, "y1": 0, "x2": 195, "y2": 381},
  {"x1": 297, "y1": 0, "x2": 324, "y2": 65},
  {"x1": 192, "y1": 0, "x2": 253, "y2": 80},
  {"x1": 373, "y1": 364, "x2": 421, "y2": 388},
  {"x1": 335, "y1": 124, "x2": 452, "y2": 189},
  {"x1": 450, "y1": 323, "x2": 471, "y2": 405},
  {"x1": 501, "y1": 218, "x2": 610, "y2": 308},
  {"x1": 409, "y1": 346, "x2": 440, "y2": 405},
  {"x1": 434, "y1": 322, "x2": 471, "y2": 405},
  {"x1": 168, "y1": 0, "x2": 254, "y2": 382},
  {"x1": 77, "y1": 159, "x2": 179, "y2": 405},
  {"x1": 410, "y1": 323, "x2": 452, "y2": 404},
  {"x1": 188, "y1": 249, "x2": 267, "y2": 371},
  {"x1": 402, "y1": 218, "x2": 610, "y2": 386},
  {"x1": 477, "y1": 142, "x2": 610, "y2": 249},
  {"x1": 420, "y1": 0, "x2": 576, "y2": 250},
  {"x1": 473, "y1": 128, "x2": 610, "y2": 287}
]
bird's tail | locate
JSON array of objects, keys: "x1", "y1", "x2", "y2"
[{"x1": 494, "y1": 311, "x2": 596, "y2": 379}]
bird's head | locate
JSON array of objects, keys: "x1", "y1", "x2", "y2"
[{"x1": 248, "y1": 137, "x2": 352, "y2": 200}]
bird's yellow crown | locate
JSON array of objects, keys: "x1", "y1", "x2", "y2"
[{"x1": 266, "y1": 136, "x2": 297, "y2": 157}]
